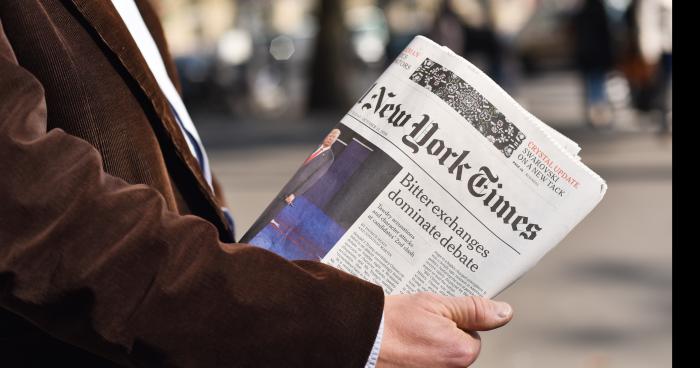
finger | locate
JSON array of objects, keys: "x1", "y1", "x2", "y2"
[{"x1": 439, "y1": 295, "x2": 513, "y2": 331}]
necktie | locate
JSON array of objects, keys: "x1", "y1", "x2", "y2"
[{"x1": 303, "y1": 147, "x2": 324, "y2": 165}]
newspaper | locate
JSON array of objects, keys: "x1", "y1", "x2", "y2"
[{"x1": 240, "y1": 36, "x2": 606, "y2": 299}]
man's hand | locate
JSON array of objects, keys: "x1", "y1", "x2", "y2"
[
  {"x1": 284, "y1": 194, "x2": 295, "y2": 205},
  {"x1": 378, "y1": 292, "x2": 513, "y2": 368}
]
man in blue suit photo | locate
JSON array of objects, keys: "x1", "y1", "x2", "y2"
[{"x1": 242, "y1": 128, "x2": 341, "y2": 241}]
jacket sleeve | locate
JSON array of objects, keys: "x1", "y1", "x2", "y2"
[{"x1": 0, "y1": 22, "x2": 384, "y2": 368}]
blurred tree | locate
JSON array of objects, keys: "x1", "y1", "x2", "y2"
[{"x1": 308, "y1": 0, "x2": 354, "y2": 112}]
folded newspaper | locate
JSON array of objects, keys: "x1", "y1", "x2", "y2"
[{"x1": 240, "y1": 36, "x2": 607, "y2": 298}]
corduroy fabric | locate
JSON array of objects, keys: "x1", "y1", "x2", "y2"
[{"x1": 0, "y1": 1, "x2": 384, "y2": 367}]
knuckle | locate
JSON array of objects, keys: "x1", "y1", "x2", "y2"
[
  {"x1": 443, "y1": 334, "x2": 481, "y2": 366},
  {"x1": 461, "y1": 341, "x2": 481, "y2": 366},
  {"x1": 446, "y1": 340, "x2": 480, "y2": 367}
]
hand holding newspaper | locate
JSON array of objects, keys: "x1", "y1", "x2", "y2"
[{"x1": 241, "y1": 36, "x2": 607, "y2": 299}]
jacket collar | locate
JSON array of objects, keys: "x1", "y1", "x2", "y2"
[{"x1": 68, "y1": 0, "x2": 232, "y2": 239}]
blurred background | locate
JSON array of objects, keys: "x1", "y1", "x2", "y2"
[{"x1": 153, "y1": 0, "x2": 671, "y2": 367}]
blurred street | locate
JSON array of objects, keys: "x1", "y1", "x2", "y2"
[
  {"x1": 200, "y1": 70, "x2": 672, "y2": 368},
  {"x1": 163, "y1": 0, "x2": 671, "y2": 366}
]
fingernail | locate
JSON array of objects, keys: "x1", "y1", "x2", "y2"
[{"x1": 496, "y1": 302, "x2": 512, "y2": 319}]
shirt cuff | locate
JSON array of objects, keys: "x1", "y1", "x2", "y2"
[{"x1": 364, "y1": 312, "x2": 384, "y2": 368}]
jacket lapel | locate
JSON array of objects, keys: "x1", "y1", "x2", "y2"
[{"x1": 67, "y1": 0, "x2": 232, "y2": 238}]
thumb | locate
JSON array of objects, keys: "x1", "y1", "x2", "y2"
[{"x1": 437, "y1": 295, "x2": 513, "y2": 331}]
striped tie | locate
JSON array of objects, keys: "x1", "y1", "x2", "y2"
[{"x1": 168, "y1": 102, "x2": 235, "y2": 240}]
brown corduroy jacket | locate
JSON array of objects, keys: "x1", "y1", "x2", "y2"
[{"x1": 0, "y1": 1, "x2": 384, "y2": 367}]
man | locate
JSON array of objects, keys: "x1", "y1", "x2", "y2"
[
  {"x1": 285, "y1": 128, "x2": 341, "y2": 206},
  {"x1": 572, "y1": 0, "x2": 615, "y2": 128},
  {"x1": 0, "y1": 1, "x2": 513, "y2": 367},
  {"x1": 242, "y1": 128, "x2": 340, "y2": 242}
]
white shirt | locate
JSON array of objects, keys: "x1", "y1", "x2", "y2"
[{"x1": 109, "y1": 1, "x2": 383, "y2": 366}]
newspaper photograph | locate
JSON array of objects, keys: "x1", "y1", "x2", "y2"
[{"x1": 240, "y1": 35, "x2": 607, "y2": 299}]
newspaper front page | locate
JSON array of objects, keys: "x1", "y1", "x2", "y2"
[{"x1": 241, "y1": 36, "x2": 607, "y2": 299}]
